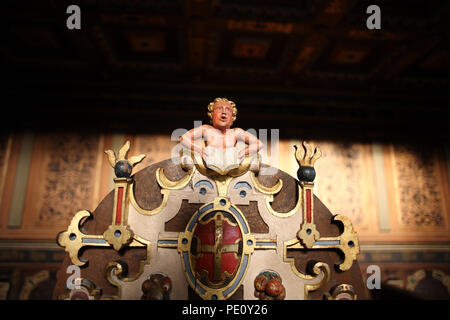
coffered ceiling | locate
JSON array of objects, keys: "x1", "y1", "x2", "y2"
[{"x1": 3, "y1": 0, "x2": 450, "y2": 142}]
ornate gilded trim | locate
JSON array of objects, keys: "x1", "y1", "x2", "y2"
[
  {"x1": 250, "y1": 172, "x2": 301, "y2": 218},
  {"x1": 282, "y1": 240, "x2": 331, "y2": 299},
  {"x1": 304, "y1": 262, "x2": 331, "y2": 299},
  {"x1": 103, "y1": 236, "x2": 151, "y2": 300},
  {"x1": 250, "y1": 172, "x2": 283, "y2": 195},
  {"x1": 129, "y1": 183, "x2": 170, "y2": 216},
  {"x1": 325, "y1": 284, "x2": 357, "y2": 300},
  {"x1": 265, "y1": 184, "x2": 302, "y2": 218},
  {"x1": 130, "y1": 166, "x2": 194, "y2": 216},
  {"x1": 285, "y1": 215, "x2": 360, "y2": 272},
  {"x1": 156, "y1": 167, "x2": 195, "y2": 190},
  {"x1": 57, "y1": 210, "x2": 147, "y2": 266}
]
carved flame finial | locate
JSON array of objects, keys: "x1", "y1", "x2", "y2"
[
  {"x1": 104, "y1": 141, "x2": 146, "y2": 178},
  {"x1": 294, "y1": 141, "x2": 322, "y2": 167}
]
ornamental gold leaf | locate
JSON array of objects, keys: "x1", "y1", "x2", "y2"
[
  {"x1": 129, "y1": 154, "x2": 146, "y2": 166},
  {"x1": 105, "y1": 150, "x2": 117, "y2": 167},
  {"x1": 118, "y1": 140, "x2": 131, "y2": 161},
  {"x1": 104, "y1": 140, "x2": 146, "y2": 169}
]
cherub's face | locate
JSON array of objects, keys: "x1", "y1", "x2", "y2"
[{"x1": 212, "y1": 101, "x2": 233, "y2": 130}]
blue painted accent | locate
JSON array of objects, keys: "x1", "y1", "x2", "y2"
[
  {"x1": 82, "y1": 238, "x2": 107, "y2": 244},
  {"x1": 158, "y1": 240, "x2": 178, "y2": 245},
  {"x1": 199, "y1": 203, "x2": 214, "y2": 214},
  {"x1": 256, "y1": 241, "x2": 276, "y2": 247},
  {"x1": 183, "y1": 252, "x2": 206, "y2": 295},
  {"x1": 229, "y1": 206, "x2": 249, "y2": 234},
  {"x1": 188, "y1": 203, "x2": 214, "y2": 232},
  {"x1": 234, "y1": 181, "x2": 252, "y2": 190},
  {"x1": 194, "y1": 180, "x2": 214, "y2": 189},
  {"x1": 223, "y1": 254, "x2": 249, "y2": 297},
  {"x1": 314, "y1": 240, "x2": 340, "y2": 246}
]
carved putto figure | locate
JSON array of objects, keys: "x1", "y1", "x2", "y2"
[{"x1": 179, "y1": 97, "x2": 263, "y2": 173}]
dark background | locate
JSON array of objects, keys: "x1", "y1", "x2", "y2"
[{"x1": 3, "y1": 0, "x2": 450, "y2": 143}]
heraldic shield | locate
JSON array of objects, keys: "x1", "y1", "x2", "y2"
[
  {"x1": 191, "y1": 211, "x2": 242, "y2": 287},
  {"x1": 178, "y1": 198, "x2": 255, "y2": 299}
]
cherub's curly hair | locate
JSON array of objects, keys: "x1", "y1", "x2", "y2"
[{"x1": 207, "y1": 98, "x2": 237, "y2": 124}]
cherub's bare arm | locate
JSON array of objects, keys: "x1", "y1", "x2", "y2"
[
  {"x1": 235, "y1": 129, "x2": 263, "y2": 158},
  {"x1": 178, "y1": 126, "x2": 207, "y2": 155}
]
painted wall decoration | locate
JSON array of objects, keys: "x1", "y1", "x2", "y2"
[{"x1": 387, "y1": 144, "x2": 449, "y2": 230}]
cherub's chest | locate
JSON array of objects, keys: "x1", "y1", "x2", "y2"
[{"x1": 205, "y1": 131, "x2": 236, "y2": 148}]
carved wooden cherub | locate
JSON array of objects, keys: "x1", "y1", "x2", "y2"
[{"x1": 179, "y1": 98, "x2": 263, "y2": 172}]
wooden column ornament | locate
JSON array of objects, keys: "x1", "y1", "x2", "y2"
[
  {"x1": 104, "y1": 141, "x2": 145, "y2": 251},
  {"x1": 295, "y1": 141, "x2": 322, "y2": 248}
]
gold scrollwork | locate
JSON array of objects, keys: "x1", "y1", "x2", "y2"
[
  {"x1": 129, "y1": 166, "x2": 194, "y2": 216},
  {"x1": 283, "y1": 238, "x2": 331, "y2": 299},
  {"x1": 325, "y1": 284, "x2": 357, "y2": 300},
  {"x1": 103, "y1": 236, "x2": 151, "y2": 300},
  {"x1": 304, "y1": 262, "x2": 331, "y2": 299},
  {"x1": 57, "y1": 210, "x2": 147, "y2": 267},
  {"x1": 284, "y1": 215, "x2": 360, "y2": 272},
  {"x1": 250, "y1": 172, "x2": 282, "y2": 195},
  {"x1": 129, "y1": 183, "x2": 170, "y2": 216},
  {"x1": 156, "y1": 167, "x2": 196, "y2": 190},
  {"x1": 266, "y1": 184, "x2": 302, "y2": 218},
  {"x1": 57, "y1": 210, "x2": 107, "y2": 266},
  {"x1": 283, "y1": 247, "x2": 331, "y2": 300},
  {"x1": 251, "y1": 172, "x2": 301, "y2": 218}
]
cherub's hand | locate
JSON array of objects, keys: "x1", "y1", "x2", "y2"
[
  {"x1": 202, "y1": 148, "x2": 209, "y2": 161},
  {"x1": 238, "y1": 149, "x2": 247, "y2": 160}
]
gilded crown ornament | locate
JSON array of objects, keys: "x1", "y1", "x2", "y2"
[{"x1": 105, "y1": 140, "x2": 146, "y2": 178}]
